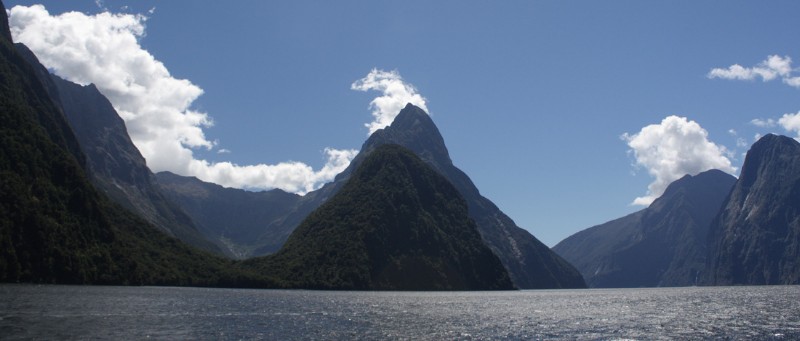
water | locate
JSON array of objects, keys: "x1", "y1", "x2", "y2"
[{"x1": 1, "y1": 285, "x2": 798, "y2": 340}]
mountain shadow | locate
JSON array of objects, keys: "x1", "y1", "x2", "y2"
[
  {"x1": 553, "y1": 170, "x2": 736, "y2": 287},
  {"x1": 705, "y1": 134, "x2": 800, "y2": 285},
  {"x1": 241, "y1": 144, "x2": 514, "y2": 290}
]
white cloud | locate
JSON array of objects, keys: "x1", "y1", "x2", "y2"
[
  {"x1": 9, "y1": 5, "x2": 356, "y2": 194},
  {"x1": 622, "y1": 116, "x2": 736, "y2": 206},
  {"x1": 778, "y1": 111, "x2": 800, "y2": 138},
  {"x1": 784, "y1": 76, "x2": 800, "y2": 88},
  {"x1": 736, "y1": 138, "x2": 749, "y2": 148},
  {"x1": 750, "y1": 118, "x2": 777, "y2": 128},
  {"x1": 351, "y1": 69, "x2": 429, "y2": 135},
  {"x1": 708, "y1": 55, "x2": 799, "y2": 88},
  {"x1": 187, "y1": 148, "x2": 358, "y2": 194}
]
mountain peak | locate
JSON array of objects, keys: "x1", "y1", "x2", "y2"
[
  {"x1": 554, "y1": 167, "x2": 736, "y2": 288},
  {"x1": 364, "y1": 103, "x2": 451, "y2": 171},
  {"x1": 706, "y1": 133, "x2": 800, "y2": 285},
  {"x1": 753, "y1": 133, "x2": 797, "y2": 146},
  {"x1": 0, "y1": 0, "x2": 11, "y2": 42},
  {"x1": 752, "y1": 133, "x2": 798, "y2": 153},
  {"x1": 740, "y1": 134, "x2": 800, "y2": 188},
  {"x1": 659, "y1": 169, "x2": 735, "y2": 199},
  {"x1": 390, "y1": 103, "x2": 432, "y2": 128}
]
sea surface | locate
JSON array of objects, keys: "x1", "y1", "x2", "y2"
[{"x1": 0, "y1": 285, "x2": 798, "y2": 340}]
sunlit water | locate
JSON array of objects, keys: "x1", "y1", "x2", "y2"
[{"x1": 1, "y1": 285, "x2": 798, "y2": 340}]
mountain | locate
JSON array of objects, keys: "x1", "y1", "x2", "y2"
[
  {"x1": 553, "y1": 169, "x2": 736, "y2": 287},
  {"x1": 158, "y1": 103, "x2": 585, "y2": 290},
  {"x1": 300, "y1": 104, "x2": 585, "y2": 289},
  {"x1": 42, "y1": 70, "x2": 224, "y2": 256},
  {"x1": 0, "y1": 4, "x2": 271, "y2": 286},
  {"x1": 155, "y1": 172, "x2": 300, "y2": 258},
  {"x1": 242, "y1": 144, "x2": 514, "y2": 290},
  {"x1": 705, "y1": 134, "x2": 800, "y2": 285}
]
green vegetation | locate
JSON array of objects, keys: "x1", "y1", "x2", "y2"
[
  {"x1": 242, "y1": 144, "x2": 514, "y2": 290},
  {"x1": 0, "y1": 13, "x2": 275, "y2": 287},
  {"x1": 0, "y1": 27, "x2": 509, "y2": 290}
]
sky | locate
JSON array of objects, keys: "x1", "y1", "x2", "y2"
[{"x1": 5, "y1": 1, "x2": 800, "y2": 246}]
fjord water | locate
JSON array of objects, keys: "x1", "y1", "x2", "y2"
[{"x1": 1, "y1": 285, "x2": 798, "y2": 340}]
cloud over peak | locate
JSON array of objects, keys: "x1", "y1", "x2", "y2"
[
  {"x1": 623, "y1": 116, "x2": 736, "y2": 206},
  {"x1": 351, "y1": 69, "x2": 429, "y2": 135},
  {"x1": 9, "y1": 4, "x2": 355, "y2": 194}
]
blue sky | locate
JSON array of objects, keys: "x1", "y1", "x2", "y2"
[{"x1": 6, "y1": 0, "x2": 800, "y2": 246}]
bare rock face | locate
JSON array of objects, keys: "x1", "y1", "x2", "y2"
[
  {"x1": 705, "y1": 134, "x2": 800, "y2": 285},
  {"x1": 43, "y1": 70, "x2": 223, "y2": 256}
]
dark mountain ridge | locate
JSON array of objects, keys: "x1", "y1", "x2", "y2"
[
  {"x1": 45, "y1": 72, "x2": 224, "y2": 256},
  {"x1": 155, "y1": 171, "x2": 300, "y2": 258},
  {"x1": 14, "y1": 40, "x2": 223, "y2": 256},
  {"x1": 554, "y1": 169, "x2": 736, "y2": 288},
  {"x1": 0, "y1": 4, "x2": 271, "y2": 286},
  {"x1": 241, "y1": 144, "x2": 514, "y2": 290},
  {"x1": 705, "y1": 134, "x2": 800, "y2": 285}
]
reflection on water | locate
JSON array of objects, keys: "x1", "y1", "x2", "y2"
[{"x1": 1, "y1": 285, "x2": 798, "y2": 340}]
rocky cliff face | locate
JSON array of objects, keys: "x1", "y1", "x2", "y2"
[
  {"x1": 12, "y1": 42, "x2": 222, "y2": 255},
  {"x1": 43, "y1": 70, "x2": 222, "y2": 256},
  {"x1": 554, "y1": 170, "x2": 736, "y2": 287},
  {"x1": 705, "y1": 134, "x2": 800, "y2": 285}
]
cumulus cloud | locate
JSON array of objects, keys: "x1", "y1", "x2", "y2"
[
  {"x1": 708, "y1": 55, "x2": 799, "y2": 88},
  {"x1": 351, "y1": 69, "x2": 429, "y2": 135},
  {"x1": 9, "y1": 5, "x2": 356, "y2": 194},
  {"x1": 622, "y1": 116, "x2": 736, "y2": 206}
]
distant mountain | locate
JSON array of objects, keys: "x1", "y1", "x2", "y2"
[
  {"x1": 0, "y1": 4, "x2": 270, "y2": 286},
  {"x1": 705, "y1": 134, "x2": 800, "y2": 285},
  {"x1": 155, "y1": 172, "x2": 300, "y2": 258},
  {"x1": 553, "y1": 170, "x2": 736, "y2": 287},
  {"x1": 242, "y1": 144, "x2": 514, "y2": 290}
]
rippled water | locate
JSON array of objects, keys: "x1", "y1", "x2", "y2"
[{"x1": 1, "y1": 285, "x2": 798, "y2": 340}]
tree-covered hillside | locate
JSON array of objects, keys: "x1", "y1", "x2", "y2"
[
  {"x1": 0, "y1": 5, "x2": 272, "y2": 287},
  {"x1": 242, "y1": 144, "x2": 514, "y2": 290}
]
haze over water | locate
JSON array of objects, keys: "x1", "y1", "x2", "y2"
[{"x1": 1, "y1": 285, "x2": 798, "y2": 340}]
